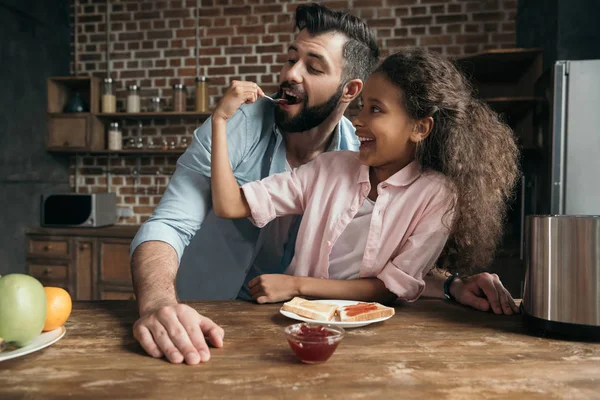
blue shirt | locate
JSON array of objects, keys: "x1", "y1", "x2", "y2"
[{"x1": 130, "y1": 98, "x2": 359, "y2": 300}]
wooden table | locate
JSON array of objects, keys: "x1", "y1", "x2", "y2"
[{"x1": 2, "y1": 300, "x2": 599, "y2": 399}]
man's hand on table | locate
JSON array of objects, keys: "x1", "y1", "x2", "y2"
[
  {"x1": 133, "y1": 302, "x2": 225, "y2": 365},
  {"x1": 450, "y1": 272, "x2": 520, "y2": 315}
]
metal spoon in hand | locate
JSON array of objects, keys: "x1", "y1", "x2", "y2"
[{"x1": 263, "y1": 95, "x2": 288, "y2": 105}]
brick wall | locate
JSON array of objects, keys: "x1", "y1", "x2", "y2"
[{"x1": 70, "y1": 0, "x2": 517, "y2": 225}]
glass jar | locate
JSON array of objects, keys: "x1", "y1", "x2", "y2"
[
  {"x1": 126, "y1": 84, "x2": 141, "y2": 113},
  {"x1": 195, "y1": 76, "x2": 209, "y2": 112},
  {"x1": 108, "y1": 122, "x2": 122, "y2": 150},
  {"x1": 102, "y1": 78, "x2": 116, "y2": 113},
  {"x1": 149, "y1": 97, "x2": 162, "y2": 112},
  {"x1": 172, "y1": 83, "x2": 186, "y2": 112}
]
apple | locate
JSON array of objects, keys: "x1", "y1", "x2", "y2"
[{"x1": 0, "y1": 274, "x2": 47, "y2": 347}]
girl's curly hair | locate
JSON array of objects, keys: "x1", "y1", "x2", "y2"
[{"x1": 375, "y1": 49, "x2": 520, "y2": 275}]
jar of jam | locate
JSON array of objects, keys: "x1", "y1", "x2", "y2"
[{"x1": 283, "y1": 323, "x2": 344, "y2": 364}]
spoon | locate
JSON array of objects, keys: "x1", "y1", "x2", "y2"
[{"x1": 263, "y1": 95, "x2": 288, "y2": 104}]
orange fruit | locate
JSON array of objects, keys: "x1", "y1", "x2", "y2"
[{"x1": 43, "y1": 287, "x2": 72, "y2": 332}]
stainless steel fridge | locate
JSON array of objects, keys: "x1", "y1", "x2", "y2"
[{"x1": 549, "y1": 60, "x2": 600, "y2": 215}]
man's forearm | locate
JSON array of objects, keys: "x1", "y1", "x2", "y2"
[
  {"x1": 131, "y1": 241, "x2": 180, "y2": 316},
  {"x1": 297, "y1": 277, "x2": 396, "y2": 304},
  {"x1": 422, "y1": 268, "x2": 448, "y2": 299}
]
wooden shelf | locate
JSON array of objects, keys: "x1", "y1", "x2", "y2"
[
  {"x1": 483, "y1": 96, "x2": 545, "y2": 120},
  {"x1": 48, "y1": 112, "x2": 93, "y2": 117},
  {"x1": 454, "y1": 48, "x2": 543, "y2": 83},
  {"x1": 48, "y1": 149, "x2": 186, "y2": 156},
  {"x1": 95, "y1": 112, "x2": 211, "y2": 120}
]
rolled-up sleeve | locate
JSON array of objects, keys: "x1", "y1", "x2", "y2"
[
  {"x1": 241, "y1": 170, "x2": 305, "y2": 228},
  {"x1": 130, "y1": 110, "x2": 248, "y2": 261},
  {"x1": 377, "y1": 188, "x2": 455, "y2": 301},
  {"x1": 240, "y1": 155, "x2": 326, "y2": 227}
]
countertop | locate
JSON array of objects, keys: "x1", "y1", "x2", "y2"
[{"x1": 2, "y1": 299, "x2": 600, "y2": 399}]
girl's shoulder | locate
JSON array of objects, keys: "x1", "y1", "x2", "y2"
[{"x1": 420, "y1": 169, "x2": 456, "y2": 197}]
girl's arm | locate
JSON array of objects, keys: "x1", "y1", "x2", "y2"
[
  {"x1": 211, "y1": 117, "x2": 250, "y2": 219},
  {"x1": 296, "y1": 277, "x2": 397, "y2": 304},
  {"x1": 249, "y1": 275, "x2": 397, "y2": 304},
  {"x1": 210, "y1": 81, "x2": 265, "y2": 219}
]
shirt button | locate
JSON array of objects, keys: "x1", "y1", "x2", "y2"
[
  {"x1": 327, "y1": 241, "x2": 333, "y2": 248},
  {"x1": 351, "y1": 205, "x2": 357, "y2": 212}
]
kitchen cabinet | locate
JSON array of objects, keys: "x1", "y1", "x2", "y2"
[{"x1": 25, "y1": 226, "x2": 138, "y2": 300}]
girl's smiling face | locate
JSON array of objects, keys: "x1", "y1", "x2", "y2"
[{"x1": 353, "y1": 72, "x2": 429, "y2": 172}]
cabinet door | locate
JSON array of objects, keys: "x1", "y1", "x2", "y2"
[
  {"x1": 28, "y1": 260, "x2": 73, "y2": 297},
  {"x1": 75, "y1": 239, "x2": 94, "y2": 300},
  {"x1": 98, "y1": 238, "x2": 133, "y2": 287},
  {"x1": 47, "y1": 116, "x2": 88, "y2": 149}
]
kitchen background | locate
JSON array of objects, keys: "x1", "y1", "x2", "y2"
[
  {"x1": 2, "y1": 0, "x2": 599, "y2": 299},
  {"x1": 71, "y1": 0, "x2": 517, "y2": 226}
]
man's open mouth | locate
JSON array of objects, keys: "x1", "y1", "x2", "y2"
[{"x1": 281, "y1": 89, "x2": 303, "y2": 105}]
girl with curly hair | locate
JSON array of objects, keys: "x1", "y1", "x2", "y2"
[{"x1": 210, "y1": 48, "x2": 520, "y2": 305}]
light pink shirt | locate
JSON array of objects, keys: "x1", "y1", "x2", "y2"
[{"x1": 241, "y1": 151, "x2": 455, "y2": 301}]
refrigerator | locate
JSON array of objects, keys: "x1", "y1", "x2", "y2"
[{"x1": 549, "y1": 60, "x2": 600, "y2": 215}]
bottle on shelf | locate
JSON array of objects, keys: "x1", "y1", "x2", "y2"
[
  {"x1": 126, "y1": 84, "x2": 141, "y2": 113},
  {"x1": 149, "y1": 96, "x2": 162, "y2": 112},
  {"x1": 172, "y1": 83, "x2": 186, "y2": 112},
  {"x1": 195, "y1": 76, "x2": 209, "y2": 112},
  {"x1": 102, "y1": 78, "x2": 116, "y2": 113},
  {"x1": 108, "y1": 122, "x2": 122, "y2": 150}
]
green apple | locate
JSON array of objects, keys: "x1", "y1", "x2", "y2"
[{"x1": 0, "y1": 274, "x2": 47, "y2": 347}]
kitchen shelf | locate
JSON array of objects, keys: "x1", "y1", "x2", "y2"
[
  {"x1": 454, "y1": 48, "x2": 543, "y2": 83},
  {"x1": 47, "y1": 149, "x2": 186, "y2": 156},
  {"x1": 95, "y1": 112, "x2": 211, "y2": 120}
]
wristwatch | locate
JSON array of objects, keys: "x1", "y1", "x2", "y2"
[{"x1": 443, "y1": 274, "x2": 459, "y2": 301}]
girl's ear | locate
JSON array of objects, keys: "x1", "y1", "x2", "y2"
[
  {"x1": 410, "y1": 117, "x2": 434, "y2": 143},
  {"x1": 340, "y1": 79, "x2": 363, "y2": 104}
]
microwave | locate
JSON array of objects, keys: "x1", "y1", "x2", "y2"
[{"x1": 40, "y1": 193, "x2": 117, "y2": 228}]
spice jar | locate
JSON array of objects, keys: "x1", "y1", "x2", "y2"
[
  {"x1": 172, "y1": 83, "x2": 186, "y2": 112},
  {"x1": 102, "y1": 78, "x2": 116, "y2": 113},
  {"x1": 149, "y1": 97, "x2": 162, "y2": 112},
  {"x1": 127, "y1": 84, "x2": 141, "y2": 113},
  {"x1": 195, "y1": 76, "x2": 209, "y2": 112},
  {"x1": 108, "y1": 122, "x2": 122, "y2": 150}
]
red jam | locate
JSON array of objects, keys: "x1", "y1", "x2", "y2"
[
  {"x1": 343, "y1": 303, "x2": 378, "y2": 317},
  {"x1": 286, "y1": 325, "x2": 342, "y2": 364}
]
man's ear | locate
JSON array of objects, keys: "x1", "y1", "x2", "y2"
[
  {"x1": 341, "y1": 79, "x2": 363, "y2": 104},
  {"x1": 410, "y1": 117, "x2": 434, "y2": 143}
]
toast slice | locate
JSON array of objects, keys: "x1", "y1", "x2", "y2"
[
  {"x1": 281, "y1": 297, "x2": 338, "y2": 321},
  {"x1": 338, "y1": 302, "x2": 395, "y2": 322}
]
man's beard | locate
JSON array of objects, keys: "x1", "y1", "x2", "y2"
[{"x1": 274, "y1": 83, "x2": 344, "y2": 133}]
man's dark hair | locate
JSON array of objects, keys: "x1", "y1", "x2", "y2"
[{"x1": 294, "y1": 3, "x2": 380, "y2": 84}]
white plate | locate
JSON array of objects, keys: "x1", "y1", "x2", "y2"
[
  {"x1": 0, "y1": 326, "x2": 66, "y2": 362},
  {"x1": 279, "y1": 299, "x2": 394, "y2": 328}
]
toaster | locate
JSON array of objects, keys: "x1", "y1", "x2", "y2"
[{"x1": 522, "y1": 215, "x2": 600, "y2": 339}]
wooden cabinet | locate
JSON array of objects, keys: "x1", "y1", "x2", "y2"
[
  {"x1": 47, "y1": 76, "x2": 105, "y2": 152},
  {"x1": 26, "y1": 226, "x2": 139, "y2": 300}
]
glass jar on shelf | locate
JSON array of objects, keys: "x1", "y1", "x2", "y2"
[
  {"x1": 126, "y1": 84, "x2": 141, "y2": 113},
  {"x1": 172, "y1": 83, "x2": 186, "y2": 112},
  {"x1": 107, "y1": 122, "x2": 122, "y2": 150},
  {"x1": 178, "y1": 137, "x2": 190, "y2": 149},
  {"x1": 125, "y1": 137, "x2": 137, "y2": 149},
  {"x1": 102, "y1": 78, "x2": 116, "y2": 113},
  {"x1": 148, "y1": 97, "x2": 162, "y2": 112},
  {"x1": 195, "y1": 76, "x2": 209, "y2": 112}
]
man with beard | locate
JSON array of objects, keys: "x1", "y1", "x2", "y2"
[{"x1": 130, "y1": 3, "x2": 518, "y2": 365}]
